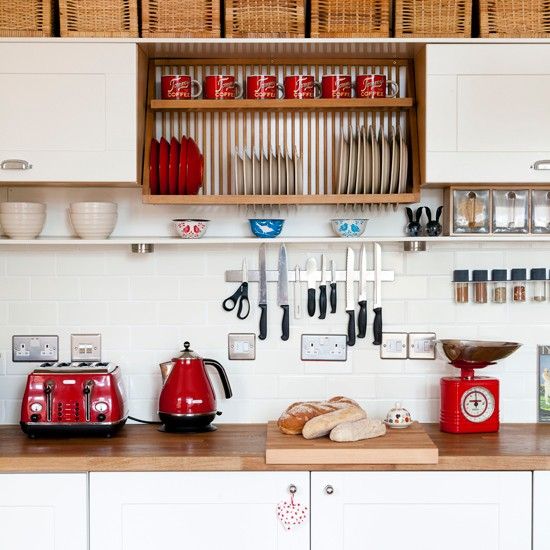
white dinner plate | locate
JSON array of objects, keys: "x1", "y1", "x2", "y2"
[
  {"x1": 337, "y1": 132, "x2": 348, "y2": 195},
  {"x1": 379, "y1": 128, "x2": 390, "y2": 196},
  {"x1": 398, "y1": 126, "x2": 408, "y2": 194},
  {"x1": 355, "y1": 126, "x2": 363, "y2": 195},
  {"x1": 369, "y1": 125, "x2": 380, "y2": 195},
  {"x1": 346, "y1": 126, "x2": 357, "y2": 195},
  {"x1": 389, "y1": 126, "x2": 399, "y2": 195},
  {"x1": 361, "y1": 126, "x2": 371, "y2": 194}
]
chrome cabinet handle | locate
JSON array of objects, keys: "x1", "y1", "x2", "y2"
[
  {"x1": 325, "y1": 485, "x2": 334, "y2": 495},
  {"x1": 531, "y1": 160, "x2": 550, "y2": 170},
  {"x1": 1, "y1": 159, "x2": 33, "y2": 170},
  {"x1": 288, "y1": 484, "x2": 297, "y2": 494}
]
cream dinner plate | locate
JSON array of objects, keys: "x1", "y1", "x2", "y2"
[
  {"x1": 369, "y1": 125, "x2": 380, "y2": 196},
  {"x1": 362, "y1": 126, "x2": 371, "y2": 194},
  {"x1": 398, "y1": 126, "x2": 408, "y2": 194},
  {"x1": 355, "y1": 126, "x2": 363, "y2": 196},
  {"x1": 346, "y1": 126, "x2": 357, "y2": 195},
  {"x1": 389, "y1": 126, "x2": 399, "y2": 195}
]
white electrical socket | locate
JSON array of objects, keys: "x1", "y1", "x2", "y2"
[
  {"x1": 301, "y1": 334, "x2": 347, "y2": 361},
  {"x1": 71, "y1": 334, "x2": 101, "y2": 362},
  {"x1": 228, "y1": 333, "x2": 256, "y2": 360},
  {"x1": 380, "y1": 333, "x2": 408, "y2": 359},
  {"x1": 408, "y1": 332, "x2": 437, "y2": 360},
  {"x1": 12, "y1": 336, "x2": 59, "y2": 362}
]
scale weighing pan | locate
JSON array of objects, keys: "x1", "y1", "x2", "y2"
[{"x1": 437, "y1": 339, "x2": 521, "y2": 369}]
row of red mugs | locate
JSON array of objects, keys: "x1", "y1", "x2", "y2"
[{"x1": 161, "y1": 74, "x2": 399, "y2": 100}]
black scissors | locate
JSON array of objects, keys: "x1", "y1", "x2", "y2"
[{"x1": 222, "y1": 259, "x2": 250, "y2": 319}]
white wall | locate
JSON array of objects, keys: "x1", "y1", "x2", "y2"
[{"x1": 0, "y1": 187, "x2": 543, "y2": 424}]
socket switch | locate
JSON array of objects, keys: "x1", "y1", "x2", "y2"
[
  {"x1": 71, "y1": 334, "x2": 101, "y2": 362},
  {"x1": 408, "y1": 332, "x2": 437, "y2": 359},
  {"x1": 301, "y1": 334, "x2": 347, "y2": 361},
  {"x1": 228, "y1": 333, "x2": 256, "y2": 360},
  {"x1": 13, "y1": 335, "x2": 58, "y2": 362},
  {"x1": 380, "y1": 333, "x2": 408, "y2": 359}
]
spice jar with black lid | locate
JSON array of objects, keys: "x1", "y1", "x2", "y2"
[
  {"x1": 453, "y1": 270, "x2": 470, "y2": 303},
  {"x1": 491, "y1": 269, "x2": 508, "y2": 303},
  {"x1": 511, "y1": 268, "x2": 527, "y2": 302},
  {"x1": 530, "y1": 268, "x2": 547, "y2": 302},
  {"x1": 472, "y1": 270, "x2": 488, "y2": 304}
]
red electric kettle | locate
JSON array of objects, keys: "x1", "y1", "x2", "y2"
[{"x1": 158, "y1": 342, "x2": 232, "y2": 432}]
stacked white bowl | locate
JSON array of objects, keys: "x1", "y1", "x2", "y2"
[
  {"x1": 69, "y1": 202, "x2": 118, "y2": 239},
  {"x1": 0, "y1": 202, "x2": 46, "y2": 239}
]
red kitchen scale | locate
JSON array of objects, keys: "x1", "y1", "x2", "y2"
[{"x1": 437, "y1": 340, "x2": 521, "y2": 434}]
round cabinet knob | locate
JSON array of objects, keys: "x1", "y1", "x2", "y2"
[
  {"x1": 288, "y1": 484, "x2": 297, "y2": 494},
  {"x1": 325, "y1": 485, "x2": 334, "y2": 495}
]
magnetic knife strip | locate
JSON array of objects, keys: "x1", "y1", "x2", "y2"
[{"x1": 225, "y1": 270, "x2": 394, "y2": 283}]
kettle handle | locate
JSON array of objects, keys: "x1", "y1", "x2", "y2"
[{"x1": 204, "y1": 359, "x2": 233, "y2": 399}]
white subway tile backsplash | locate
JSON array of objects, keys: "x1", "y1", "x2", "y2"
[
  {"x1": 278, "y1": 375, "x2": 327, "y2": 400},
  {"x1": 81, "y1": 276, "x2": 129, "y2": 300},
  {"x1": 109, "y1": 302, "x2": 157, "y2": 325},
  {"x1": 58, "y1": 302, "x2": 107, "y2": 325},
  {"x1": 0, "y1": 277, "x2": 30, "y2": 300},
  {"x1": 9, "y1": 302, "x2": 57, "y2": 325},
  {"x1": 31, "y1": 277, "x2": 78, "y2": 300},
  {"x1": 375, "y1": 375, "x2": 427, "y2": 399},
  {"x1": 159, "y1": 301, "x2": 207, "y2": 325},
  {"x1": 406, "y1": 251, "x2": 454, "y2": 275},
  {"x1": 130, "y1": 277, "x2": 179, "y2": 300},
  {"x1": 326, "y1": 375, "x2": 376, "y2": 398}
]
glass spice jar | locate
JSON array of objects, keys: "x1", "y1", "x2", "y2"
[
  {"x1": 453, "y1": 270, "x2": 470, "y2": 303},
  {"x1": 491, "y1": 269, "x2": 508, "y2": 304},
  {"x1": 530, "y1": 268, "x2": 547, "y2": 302},
  {"x1": 511, "y1": 268, "x2": 527, "y2": 303},
  {"x1": 472, "y1": 270, "x2": 488, "y2": 304}
]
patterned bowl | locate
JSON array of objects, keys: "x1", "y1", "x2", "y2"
[
  {"x1": 384, "y1": 402, "x2": 413, "y2": 429},
  {"x1": 248, "y1": 219, "x2": 285, "y2": 239},
  {"x1": 173, "y1": 219, "x2": 209, "y2": 239},
  {"x1": 331, "y1": 218, "x2": 368, "y2": 238}
]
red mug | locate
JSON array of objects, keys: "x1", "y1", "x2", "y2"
[
  {"x1": 356, "y1": 74, "x2": 399, "y2": 98},
  {"x1": 321, "y1": 75, "x2": 352, "y2": 99},
  {"x1": 161, "y1": 75, "x2": 202, "y2": 100},
  {"x1": 246, "y1": 75, "x2": 283, "y2": 99},
  {"x1": 204, "y1": 75, "x2": 243, "y2": 99},
  {"x1": 283, "y1": 75, "x2": 321, "y2": 99}
]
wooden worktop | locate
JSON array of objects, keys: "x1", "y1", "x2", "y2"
[{"x1": 0, "y1": 423, "x2": 549, "y2": 472}]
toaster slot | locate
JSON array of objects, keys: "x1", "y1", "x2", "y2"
[
  {"x1": 44, "y1": 380, "x2": 54, "y2": 422},
  {"x1": 83, "y1": 380, "x2": 94, "y2": 422}
]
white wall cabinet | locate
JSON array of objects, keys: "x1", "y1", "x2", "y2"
[
  {"x1": 424, "y1": 44, "x2": 550, "y2": 184},
  {"x1": 0, "y1": 473, "x2": 87, "y2": 550},
  {"x1": 90, "y1": 471, "x2": 309, "y2": 550},
  {"x1": 311, "y1": 471, "x2": 531, "y2": 550},
  {"x1": 0, "y1": 43, "x2": 137, "y2": 183}
]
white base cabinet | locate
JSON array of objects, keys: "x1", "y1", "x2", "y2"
[
  {"x1": 312, "y1": 472, "x2": 531, "y2": 550},
  {"x1": 534, "y1": 471, "x2": 550, "y2": 549},
  {"x1": 0, "y1": 473, "x2": 87, "y2": 550},
  {"x1": 90, "y1": 471, "x2": 310, "y2": 550}
]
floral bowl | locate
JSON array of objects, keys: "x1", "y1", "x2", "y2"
[
  {"x1": 248, "y1": 219, "x2": 285, "y2": 238},
  {"x1": 173, "y1": 219, "x2": 209, "y2": 239},
  {"x1": 331, "y1": 218, "x2": 368, "y2": 238}
]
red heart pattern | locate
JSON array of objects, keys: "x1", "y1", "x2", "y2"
[{"x1": 277, "y1": 499, "x2": 308, "y2": 531}]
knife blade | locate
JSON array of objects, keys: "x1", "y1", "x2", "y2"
[
  {"x1": 330, "y1": 260, "x2": 337, "y2": 314},
  {"x1": 345, "y1": 247, "x2": 356, "y2": 347},
  {"x1": 258, "y1": 244, "x2": 267, "y2": 340},
  {"x1": 306, "y1": 257, "x2": 317, "y2": 317},
  {"x1": 372, "y1": 242, "x2": 383, "y2": 345},
  {"x1": 277, "y1": 245, "x2": 290, "y2": 341},
  {"x1": 294, "y1": 265, "x2": 302, "y2": 319},
  {"x1": 318, "y1": 254, "x2": 327, "y2": 319},
  {"x1": 357, "y1": 244, "x2": 368, "y2": 338}
]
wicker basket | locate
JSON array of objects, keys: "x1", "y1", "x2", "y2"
[
  {"x1": 224, "y1": 0, "x2": 305, "y2": 37},
  {"x1": 479, "y1": 0, "x2": 550, "y2": 37},
  {"x1": 142, "y1": 0, "x2": 221, "y2": 37},
  {"x1": 310, "y1": 0, "x2": 390, "y2": 37},
  {"x1": 59, "y1": 0, "x2": 138, "y2": 37},
  {"x1": 0, "y1": 0, "x2": 53, "y2": 37},
  {"x1": 394, "y1": 0, "x2": 472, "y2": 37}
]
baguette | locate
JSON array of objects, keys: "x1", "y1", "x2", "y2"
[
  {"x1": 277, "y1": 396, "x2": 359, "y2": 435},
  {"x1": 302, "y1": 406, "x2": 367, "y2": 439},
  {"x1": 330, "y1": 418, "x2": 386, "y2": 442}
]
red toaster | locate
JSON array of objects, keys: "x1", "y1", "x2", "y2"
[{"x1": 20, "y1": 362, "x2": 128, "y2": 437}]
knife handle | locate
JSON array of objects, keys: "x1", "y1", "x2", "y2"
[
  {"x1": 330, "y1": 282, "x2": 337, "y2": 313},
  {"x1": 372, "y1": 306, "x2": 382, "y2": 346},
  {"x1": 259, "y1": 304, "x2": 267, "y2": 340},
  {"x1": 307, "y1": 288, "x2": 316, "y2": 317},
  {"x1": 357, "y1": 300, "x2": 367, "y2": 339},
  {"x1": 346, "y1": 310, "x2": 356, "y2": 347},
  {"x1": 281, "y1": 304, "x2": 289, "y2": 341},
  {"x1": 318, "y1": 285, "x2": 327, "y2": 319}
]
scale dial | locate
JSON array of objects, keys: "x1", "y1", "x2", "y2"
[{"x1": 460, "y1": 386, "x2": 495, "y2": 423}]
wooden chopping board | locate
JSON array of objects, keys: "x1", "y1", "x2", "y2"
[{"x1": 265, "y1": 421, "x2": 438, "y2": 465}]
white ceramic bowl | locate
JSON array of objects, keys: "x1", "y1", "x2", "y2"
[
  {"x1": 173, "y1": 219, "x2": 209, "y2": 239},
  {"x1": 70, "y1": 202, "x2": 117, "y2": 213},
  {"x1": 0, "y1": 212, "x2": 46, "y2": 239},
  {"x1": 0, "y1": 202, "x2": 46, "y2": 214},
  {"x1": 70, "y1": 211, "x2": 117, "y2": 239},
  {"x1": 331, "y1": 218, "x2": 368, "y2": 238}
]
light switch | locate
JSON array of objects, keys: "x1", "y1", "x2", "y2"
[
  {"x1": 228, "y1": 333, "x2": 256, "y2": 360},
  {"x1": 408, "y1": 332, "x2": 437, "y2": 360},
  {"x1": 380, "y1": 333, "x2": 408, "y2": 359}
]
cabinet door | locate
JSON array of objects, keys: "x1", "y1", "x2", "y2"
[
  {"x1": 90, "y1": 472, "x2": 309, "y2": 550},
  {"x1": 425, "y1": 44, "x2": 550, "y2": 183},
  {"x1": 534, "y1": 471, "x2": 550, "y2": 549},
  {"x1": 0, "y1": 473, "x2": 87, "y2": 550},
  {"x1": 312, "y1": 471, "x2": 531, "y2": 550},
  {"x1": 0, "y1": 43, "x2": 136, "y2": 183}
]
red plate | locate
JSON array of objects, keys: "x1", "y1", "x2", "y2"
[
  {"x1": 169, "y1": 137, "x2": 180, "y2": 195},
  {"x1": 179, "y1": 136, "x2": 188, "y2": 195},
  {"x1": 149, "y1": 138, "x2": 159, "y2": 195},
  {"x1": 159, "y1": 137, "x2": 170, "y2": 195},
  {"x1": 186, "y1": 138, "x2": 204, "y2": 195}
]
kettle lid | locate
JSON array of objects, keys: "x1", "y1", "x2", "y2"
[{"x1": 173, "y1": 341, "x2": 200, "y2": 360}]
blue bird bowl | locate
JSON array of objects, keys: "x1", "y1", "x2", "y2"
[
  {"x1": 331, "y1": 218, "x2": 368, "y2": 238},
  {"x1": 248, "y1": 219, "x2": 285, "y2": 238}
]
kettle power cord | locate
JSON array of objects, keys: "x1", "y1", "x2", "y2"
[{"x1": 128, "y1": 415, "x2": 162, "y2": 425}]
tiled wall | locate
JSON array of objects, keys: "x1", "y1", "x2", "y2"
[{"x1": 0, "y1": 187, "x2": 544, "y2": 424}]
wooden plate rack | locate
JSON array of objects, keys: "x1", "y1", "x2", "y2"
[{"x1": 142, "y1": 57, "x2": 420, "y2": 205}]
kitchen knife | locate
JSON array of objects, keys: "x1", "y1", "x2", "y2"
[
  {"x1": 277, "y1": 245, "x2": 290, "y2": 341},
  {"x1": 345, "y1": 247, "x2": 356, "y2": 347},
  {"x1": 330, "y1": 260, "x2": 337, "y2": 314},
  {"x1": 319, "y1": 254, "x2": 327, "y2": 319},
  {"x1": 306, "y1": 257, "x2": 317, "y2": 317},
  {"x1": 372, "y1": 242, "x2": 383, "y2": 346},
  {"x1": 258, "y1": 244, "x2": 267, "y2": 340},
  {"x1": 294, "y1": 265, "x2": 302, "y2": 319},
  {"x1": 357, "y1": 244, "x2": 368, "y2": 338}
]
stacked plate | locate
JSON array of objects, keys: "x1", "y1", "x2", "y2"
[
  {"x1": 149, "y1": 136, "x2": 204, "y2": 196},
  {"x1": 233, "y1": 146, "x2": 303, "y2": 198},
  {"x1": 69, "y1": 202, "x2": 117, "y2": 239},
  {"x1": 336, "y1": 125, "x2": 408, "y2": 201},
  {"x1": 0, "y1": 202, "x2": 46, "y2": 239}
]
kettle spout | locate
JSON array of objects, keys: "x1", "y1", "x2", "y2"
[{"x1": 159, "y1": 361, "x2": 174, "y2": 384}]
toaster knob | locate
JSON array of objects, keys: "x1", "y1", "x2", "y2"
[
  {"x1": 30, "y1": 414, "x2": 40, "y2": 422},
  {"x1": 97, "y1": 414, "x2": 106, "y2": 422}
]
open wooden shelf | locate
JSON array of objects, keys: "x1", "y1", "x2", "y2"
[{"x1": 150, "y1": 98, "x2": 414, "y2": 112}]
